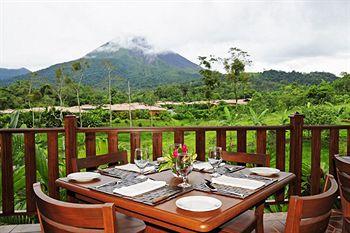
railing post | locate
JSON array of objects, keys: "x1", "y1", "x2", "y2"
[
  {"x1": 289, "y1": 112, "x2": 304, "y2": 196},
  {"x1": 48, "y1": 131, "x2": 59, "y2": 199},
  {"x1": 311, "y1": 128, "x2": 321, "y2": 194},
  {"x1": 24, "y1": 132, "x2": 36, "y2": 213},
  {"x1": 130, "y1": 132, "x2": 141, "y2": 162},
  {"x1": 1, "y1": 132, "x2": 14, "y2": 214},
  {"x1": 237, "y1": 129, "x2": 247, "y2": 152},
  {"x1": 256, "y1": 129, "x2": 267, "y2": 154},
  {"x1": 152, "y1": 132, "x2": 162, "y2": 160},
  {"x1": 64, "y1": 115, "x2": 77, "y2": 175},
  {"x1": 275, "y1": 129, "x2": 286, "y2": 203},
  {"x1": 108, "y1": 132, "x2": 118, "y2": 154},
  {"x1": 329, "y1": 129, "x2": 339, "y2": 176},
  {"x1": 85, "y1": 132, "x2": 97, "y2": 171},
  {"x1": 347, "y1": 129, "x2": 350, "y2": 155},
  {"x1": 174, "y1": 130, "x2": 184, "y2": 145},
  {"x1": 196, "y1": 130, "x2": 206, "y2": 161},
  {"x1": 216, "y1": 129, "x2": 226, "y2": 150}
]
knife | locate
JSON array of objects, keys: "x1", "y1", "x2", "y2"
[
  {"x1": 204, "y1": 179, "x2": 218, "y2": 192},
  {"x1": 204, "y1": 179, "x2": 244, "y2": 198},
  {"x1": 94, "y1": 180, "x2": 120, "y2": 189}
]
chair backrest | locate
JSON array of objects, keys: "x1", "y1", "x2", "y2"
[
  {"x1": 33, "y1": 182, "x2": 117, "y2": 233},
  {"x1": 222, "y1": 151, "x2": 270, "y2": 167},
  {"x1": 334, "y1": 155, "x2": 350, "y2": 232},
  {"x1": 284, "y1": 174, "x2": 338, "y2": 233},
  {"x1": 71, "y1": 151, "x2": 128, "y2": 173}
]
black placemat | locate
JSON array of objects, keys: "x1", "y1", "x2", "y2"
[
  {"x1": 194, "y1": 172, "x2": 277, "y2": 199},
  {"x1": 99, "y1": 164, "x2": 158, "y2": 179},
  {"x1": 99, "y1": 167, "x2": 138, "y2": 179},
  {"x1": 192, "y1": 163, "x2": 245, "y2": 174},
  {"x1": 89, "y1": 179, "x2": 193, "y2": 206}
]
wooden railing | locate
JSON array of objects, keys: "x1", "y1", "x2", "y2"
[{"x1": 0, "y1": 113, "x2": 349, "y2": 217}]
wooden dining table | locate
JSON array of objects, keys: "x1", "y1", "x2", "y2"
[{"x1": 56, "y1": 168, "x2": 295, "y2": 233}]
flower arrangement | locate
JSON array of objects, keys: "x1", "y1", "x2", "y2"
[{"x1": 158, "y1": 144, "x2": 197, "y2": 174}]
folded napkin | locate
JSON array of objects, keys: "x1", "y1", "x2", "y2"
[
  {"x1": 113, "y1": 179, "x2": 166, "y2": 197},
  {"x1": 116, "y1": 163, "x2": 155, "y2": 173},
  {"x1": 193, "y1": 162, "x2": 213, "y2": 171},
  {"x1": 212, "y1": 175, "x2": 265, "y2": 190}
]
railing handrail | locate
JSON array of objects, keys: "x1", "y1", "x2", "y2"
[
  {"x1": 1, "y1": 124, "x2": 349, "y2": 134},
  {"x1": 0, "y1": 128, "x2": 64, "y2": 133}
]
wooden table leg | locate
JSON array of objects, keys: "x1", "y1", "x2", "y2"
[
  {"x1": 67, "y1": 190, "x2": 78, "y2": 203},
  {"x1": 255, "y1": 202, "x2": 265, "y2": 233}
]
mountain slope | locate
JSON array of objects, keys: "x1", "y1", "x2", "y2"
[
  {"x1": 250, "y1": 70, "x2": 338, "y2": 91},
  {"x1": 0, "y1": 68, "x2": 30, "y2": 80},
  {"x1": 1, "y1": 36, "x2": 200, "y2": 88}
]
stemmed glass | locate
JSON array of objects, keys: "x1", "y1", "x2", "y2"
[
  {"x1": 208, "y1": 147, "x2": 223, "y2": 177},
  {"x1": 170, "y1": 143, "x2": 182, "y2": 152},
  {"x1": 134, "y1": 148, "x2": 149, "y2": 179},
  {"x1": 175, "y1": 153, "x2": 193, "y2": 188}
]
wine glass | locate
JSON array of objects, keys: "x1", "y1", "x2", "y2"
[
  {"x1": 134, "y1": 148, "x2": 149, "y2": 179},
  {"x1": 175, "y1": 153, "x2": 193, "y2": 188},
  {"x1": 170, "y1": 143, "x2": 182, "y2": 152},
  {"x1": 208, "y1": 147, "x2": 223, "y2": 177}
]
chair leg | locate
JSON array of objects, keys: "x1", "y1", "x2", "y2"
[{"x1": 255, "y1": 202, "x2": 265, "y2": 233}]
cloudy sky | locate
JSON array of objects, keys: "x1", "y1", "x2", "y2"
[{"x1": 1, "y1": 0, "x2": 349, "y2": 74}]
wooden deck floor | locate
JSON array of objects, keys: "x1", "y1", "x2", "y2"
[{"x1": 0, "y1": 211, "x2": 343, "y2": 233}]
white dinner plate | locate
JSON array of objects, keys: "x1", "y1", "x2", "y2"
[
  {"x1": 176, "y1": 196, "x2": 222, "y2": 212},
  {"x1": 249, "y1": 167, "x2": 280, "y2": 176},
  {"x1": 67, "y1": 172, "x2": 101, "y2": 182}
]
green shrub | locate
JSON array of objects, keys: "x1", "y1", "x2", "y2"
[
  {"x1": 301, "y1": 105, "x2": 338, "y2": 125},
  {"x1": 81, "y1": 109, "x2": 109, "y2": 127}
]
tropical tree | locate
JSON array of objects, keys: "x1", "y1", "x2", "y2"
[
  {"x1": 103, "y1": 60, "x2": 115, "y2": 126},
  {"x1": 220, "y1": 47, "x2": 251, "y2": 106},
  {"x1": 26, "y1": 72, "x2": 41, "y2": 127},
  {"x1": 53, "y1": 67, "x2": 67, "y2": 123},
  {"x1": 198, "y1": 55, "x2": 221, "y2": 103},
  {"x1": 127, "y1": 80, "x2": 133, "y2": 127},
  {"x1": 142, "y1": 91, "x2": 158, "y2": 126},
  {"x1": 71, "y1": 59, "x2": 89, "y2": 127}
]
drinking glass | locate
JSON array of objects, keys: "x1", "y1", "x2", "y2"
[
  {"x1": 208, "y1": 147, "x2": 223, "y2": 177},
  {"x1": 134, "y1": 148, "x2": 149, "y2": 179},
  {"x1": 170, "y1": 143, "x2": 182, "y2": 152},
  {"x1": 175, "y1": 153, "x2": 193, "y2": 188}
]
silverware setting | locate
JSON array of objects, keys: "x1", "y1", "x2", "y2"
[
  {"x1": 224, "y1": 166, "x2": 237, "y2": 173},
  {"x1": 204, "y1": 179, "x2": 218, "y2": 192},
  {"x1": 204, "y1": 178, "x2": 245, "y2": 198},
  {"x1": 94, "y1": 180, "x2": 120, "y2": 189}
]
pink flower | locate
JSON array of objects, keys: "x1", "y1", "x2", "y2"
[
  {"x1": 173, "y1": 149, "x2": 179, "y2": 158},
  {"x1": 182, "y1": 144, "x2": 188, "y2": 154}
]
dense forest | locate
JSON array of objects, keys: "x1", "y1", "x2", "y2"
[{"x1": 0, "y1": 68, "x2": 349, "y2": 128}]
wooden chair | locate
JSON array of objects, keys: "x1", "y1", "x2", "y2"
[
  {"x1": 284, "y1": 174, "x2": 338, "y2": 232},
  {"x1": 221, "y1": 151, "x2": 270, "y2": 167},
  {"x1": 334, "y1": 155, "x2": 350, "y2": 233},
  {"x1": 72, "y1": 151, "x2": 145, "y2": 232},
  {"x1": 71, "y1": 151, "x2": 128, "y2": 173},
  {"x1": 220, "y1": 151, "x2": 270, "y2": 233},
  {"x1": 231, "y1": 174, "x2": 337, "y2": 233},
  {"x1": 33, "y1": 182, "x2": 145, "y2": 233}
]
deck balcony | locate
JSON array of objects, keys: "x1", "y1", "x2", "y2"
[{"x1": 0, "y1": 113, "x2": 349, "y2": 232}]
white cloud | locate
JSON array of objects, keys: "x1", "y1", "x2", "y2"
[{"x1": 0, "y1": 0, "x2": 349, "y2": 75}]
